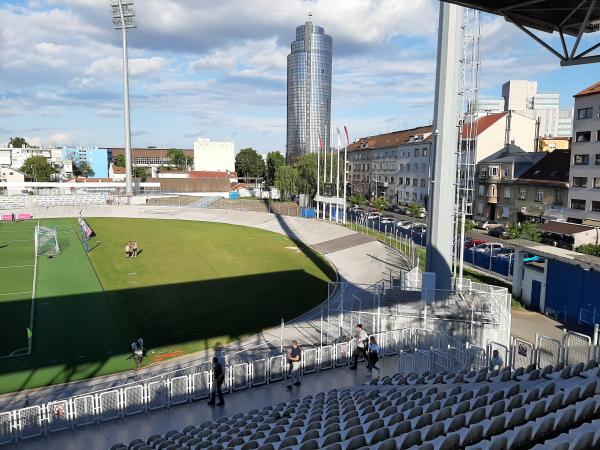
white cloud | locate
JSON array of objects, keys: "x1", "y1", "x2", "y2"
[
  {"x1": 86, "y1": 56, "x2": 169, "y2": 78},
  {"x1": 27, "y1": 132, "x2": 73, "y2": 147}
]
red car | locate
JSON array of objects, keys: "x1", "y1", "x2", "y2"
[{"x1": 464, "y1": 238, "x2": 487, "y2": 248}]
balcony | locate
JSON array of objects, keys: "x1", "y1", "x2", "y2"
[{"x1": 486, "y1": 184, "x2": 498, "y2": 204}]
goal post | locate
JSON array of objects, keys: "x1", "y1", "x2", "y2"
[{"x1": 35, "y1": 225, "x2": 60, "y2": 257}]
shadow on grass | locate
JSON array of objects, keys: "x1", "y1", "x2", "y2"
[{"x1": 0, "y1": 270, "x2": 331, "y2": 397}]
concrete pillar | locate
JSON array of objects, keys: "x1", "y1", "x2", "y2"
[
  {"x1": 512, "y1": 248, "x2": 524, "y2": 298},
  {"x1": 425, "y1": 2, "x2": 463, "y2": 290}
]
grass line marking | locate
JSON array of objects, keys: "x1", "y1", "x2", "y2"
[
  {"x1": 0, "y1": 265, "x2": 35, "y2": 269},
  {"x1": 0, "y1": 291, "x2": 32, "y2": 296}
]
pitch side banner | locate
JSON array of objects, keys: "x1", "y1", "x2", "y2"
[{"x1": 78, "y1": 217, "x2": 94, "y2": 238}]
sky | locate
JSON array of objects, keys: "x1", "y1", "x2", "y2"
[{"x1": 0, "y1": 0, "x2": 599, "y2": 154}]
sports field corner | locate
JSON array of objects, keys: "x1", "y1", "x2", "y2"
[{"x1": 0, "y1": 217, "x2": 335, "y2": 394}]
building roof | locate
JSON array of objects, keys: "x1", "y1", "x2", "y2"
[
  {"x1": 462, "y1": 112, "x2": 506, "y2": 139},
  {"x1": 539, "y1": 221, "x2": 596, "y2": 236},
  {"x1": 442, "y1": 1, "x2": 600, "y2": 36},
  {"x1": 347, "y1": 126, "x2": 433, "y2": 152},
  {"x1": 515, "y1": 149, "x2": 570, "y2": 186},
  {"x1": 188, "y1": 171, "x2": 237, "y2": 179},
  {"x1": 479, "y1": 144, "x2": 545, "y2": 165},
  {"x1": 68, "y1": 177, "x2": 115, "y2": 183},
  {"x1": 111, "y1": 165, "x2": 126, "y2": 174},
  {"x1": 574, "y1": 81, "x2": 600, "y2": 98},
  {"x1": 110, "y1": 148, "x2": 194, "y2": 157}
]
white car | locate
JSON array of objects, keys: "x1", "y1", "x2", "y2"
[
  {"x1": 367, "y1": 212, "x2": 382, "y2": 220},
  {"x1": 397, "y1": 221, "x2": 413, "y2": 229},
  {"x1": 379, "y1": 216, "x2": 395, "y2": 224},
  {"x1": 474, "y1": 242, "x2": 504, "y2": 253}
]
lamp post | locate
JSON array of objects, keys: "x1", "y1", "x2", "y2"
[{"x1": 110, "y1": 0, "x2": 136, "y2": 197}]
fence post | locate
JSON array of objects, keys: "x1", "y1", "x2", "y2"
[
  {"x1": 594, "y1": 324, "x2": 599, "y2": 346},
  {"x1": 280, "y1": 319, "x2": 284, "y2": 352}
]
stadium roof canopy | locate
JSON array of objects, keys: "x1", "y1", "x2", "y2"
[{"x1": 441, "y1": 0, "x2": 600, "y2": 66}]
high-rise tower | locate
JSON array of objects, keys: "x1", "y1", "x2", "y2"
[{"x1": 286, "y1": 19, "x2": 332, "y2": 164}]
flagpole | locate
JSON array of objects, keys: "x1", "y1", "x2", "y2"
[
  {"x1": 343, "y1": 126, "x2": 350, "y2": 225},
  {"x1": 336, "y1": 128, "x2": 341, "y2": 223},
  {"x1": 322, "y1": 133, "x2": 327, "y2": 220},
  {"x1": 316, "y1": 140, "x2": 321, "y2": 219},
  {"x1": 329, "y1": 131, "x2": 333, "y2": 221}
]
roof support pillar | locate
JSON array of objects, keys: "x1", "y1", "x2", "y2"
[{"x1": 426, "y1": 1, "x2": 463, "y2": 290}]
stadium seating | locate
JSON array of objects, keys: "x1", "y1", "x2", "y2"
[
  {"x1": 0, "y1": 194, "x2": 107, "y2": 211},
  {"x1": 112, "y1": 359, "x2": 600, "y2": 450}
]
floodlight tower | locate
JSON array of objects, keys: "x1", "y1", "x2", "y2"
[{"x1": 110, "y1": 0, "x2": 136, "y2": 197}]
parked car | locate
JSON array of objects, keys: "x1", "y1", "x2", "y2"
[
  {"x1": 493, "y1": 247, "x2": 515, "y2": 258},
  {"x1": 464, "y1": 238, "x2": 487, "y2": 248},
  {"x1": 367, "y1": 212, "x2": 382, "y2": 220},
  {"x1": 476, "y1": 220, "x2": 503, "y2": 230},
  {"x1": 379, "y1": 216, "x2": 395, "y2": 224},
  {"x1": 474, "y1": 242, "x2": 504, "y2": 253},
  {"x1": 412, "y1": 223, "x2": 427, "y2": 234},
  {"x1": 397, "y1": 220, "x2": 413, "y2": 229},
  {"x1": 488, "y1": 226, "x2": 509, "y2": 239}
]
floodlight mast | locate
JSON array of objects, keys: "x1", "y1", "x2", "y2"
[{"x1": 110, "y1": 0, "x2": 136, "y2": 197}]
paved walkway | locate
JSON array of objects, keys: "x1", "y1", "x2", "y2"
[{"x1": 0, "y1": 206, "x2": 408, "y2": 414}]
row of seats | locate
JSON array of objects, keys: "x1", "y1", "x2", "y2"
[{"x1": 111, "y1": 359, "x2": 600, "y2": 450}]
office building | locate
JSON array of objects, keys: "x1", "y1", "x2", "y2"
[
  {"x1": 193, "y1": 138, "x2": 235, "y2": 173},
  {"x1": 286, "y1": 19, "x2": 332, "y2": 164},
  {"x1": 62, "y1": 147, "x2": 111, "y2": 178},
  {"x1": 566, "y1": 81, "x2": 600, "y2": 224}
]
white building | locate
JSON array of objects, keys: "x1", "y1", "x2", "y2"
[
  {"x1": 193, "y1": 139, "x2": 235, "y2": 173},
  {"x1": 0, "y1": 167, "x2": 27, "y2": 182},
  {"x1": 566, "y1": 81, "x2": 600, "y2": 224}
]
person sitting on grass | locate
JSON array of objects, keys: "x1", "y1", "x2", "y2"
[{"x1": 125, "y1": 242, "x2": 131, "y2": 258}]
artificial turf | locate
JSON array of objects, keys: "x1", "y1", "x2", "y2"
[{"x1": 0, "y1": 217, "x2": 335, "y2": 394}]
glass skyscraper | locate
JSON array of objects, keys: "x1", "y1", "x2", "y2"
[{"x1": 286, "y1": 21, "x2": 332, "y2": 164}]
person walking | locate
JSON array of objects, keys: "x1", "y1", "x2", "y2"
[
  {"x1": 349, "y1": 324, "x2": 369, "y2": 370},
  {"x1": 208, "y1": 357, "x2": 225, "y2": 406},
  {"x1": 367, "y1": 335, "x2": 381, "y2": 378},
  {"x1": 286, "y1": 340, "x2": 302, "y2": 389},
  {"x1": 131, "y1": 338, "x2": 144, "y2": 370}
]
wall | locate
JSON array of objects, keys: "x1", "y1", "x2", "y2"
[
  {"x1": 193, "y1": 139, "x2": 235, "y2": 172},
  {"x1": 477, "y1": 113, "x2": 536, "y2": 163},
  {"x1": 521, "y1": 265, "x2": 546, "y2": 310}
]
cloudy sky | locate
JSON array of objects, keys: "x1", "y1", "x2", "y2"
[{"x1": 0, "y1": 0, "x2": 598, "y2": 153}]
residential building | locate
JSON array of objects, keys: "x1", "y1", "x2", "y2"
[
  {"x1": 473, "y1": 144, "x2": 545, "y2": 222},
  {"x1": 109, "y1": 148, "x2": 194, "y2": 168},
  {"x1": 0, "y1": 167, "x2": 28, "y2": 182},
  {"x1": 512, "y1": 149, "x2": 571, "y2": 223},
  {"x1": 566, "y1": 81, "x2": 600, "y2": 224},
  {"x1": 193, "y1": 138, "x2": 235, "y2": 173},
  {"x1": 347, "y1": 126, "x2": 432, "y2": 206},
  {"x1": 538, "y1": 137, "x2": 571, "y2": 152},
  {"x1": 558, "y1": 109, "x2": 575, "y2": 137},
  {"x1": 286, "y1": 20, "x2": 332, "y2": 163},
  {"x1": 61, "y1": 147, "x2": 111, "y2": 178},
  {"x1": 502, "y1": 80, "x2": 537, "y2": 111},
  {"x1": 0, "y1": 147, "x2": 73, "y2": 180},
  {"x1": 109, "y1": 164, "x2": 126, "y2": 181},
  {"x1": 475, "y1": 99, "x2": 505, "y2": 115}
]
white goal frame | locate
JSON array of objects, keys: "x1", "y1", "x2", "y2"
[{"x1": 34, "y1": 225, "x2": 60, "y2": 257}]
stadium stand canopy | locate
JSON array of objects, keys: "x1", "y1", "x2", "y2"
[{"x1": 441, "y1": 0, "x2": 600, "y2": 65}]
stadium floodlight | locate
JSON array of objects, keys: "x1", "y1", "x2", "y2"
[{"x1": 110, "y1": 0, "x2": 137, "y2": 197}]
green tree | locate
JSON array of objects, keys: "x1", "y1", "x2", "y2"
[
  {"x1": 295, "y1": 153, "x2": 318, "y2": 197},
  {"x1": 274, "y1": 165, "x2": 299, "y2": 200},
  {"x1": 372, "y1": 196, "x2": 388, "y2": 212},
  {"x1": 133, "y1": 167, "x2": 149, "y2": 181},
  {"x1": 349, "y1": 194, "x2": 368, "y2": 207},
  {"x1": 8, "y1": 137, "x2": 29, "y2": 148},
  {"x1": 72, "y1": 160, "x2": 95, "y2": 178},
  {"x1": 577, "y1": 244, "x2": 600, "y2": 257},
  {"x1": 409, "y1": 203, "x2": 422, "y2": 218},
  {"x1": 457, "y1": 218, "x2": 476, "y2": 233},
  {"x1": 167, "y1": 148, "x2": 193, "y2": 170},
  {"x1": 235, "y1": 148, "x2": 265, "y2": 178},
  {"x1": 266, "y1": 151, "x2": 285, "y2": 186},
  {"x1": 20, "y1": 155, "x2": 55, "y2": 181},
  {"x1": 113, "y1": 154, "x2": 126, "y2": 167},
  {"x1": 507, "y1": 221, "x2": 540, "y2": 242}
]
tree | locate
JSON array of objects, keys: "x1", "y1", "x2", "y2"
[
  {"x1": 275, "y1": 165, "x2": 299, "y2": 200},
  {"x1": 457, "y1": 218, "x2": 476, "y2": 233},
  {"x1": 507, "y1": 221, "x2": 540, "y2": 242},
  {"x1": 349, "y1": 194, "x2": 368, "y2": 207},
  {"x1": 577, "y1": 244, "x2": 600, "y2": 257},
  {"x1": 167, "y1": 148, "x2": 193, "y2": 170},
  {"x1": 20, "y1": 155, "x2": 55, "y2": 181},
  {"x1": 133, "y1": 167, "x2": 149, "y2": 181},
  {"x1": 235, "y1": 148, "x2": 265, "y2": 178},
  {"x1": 8, "y1": 137, "x2": 29, "y2": 148},
  {"x1": 113, "y1": 154, "x2": 126, "y2": 167},
  {"x1": 409, "y1": 203, "x2": 422, "y2": 218},
  {"x1": 295, "y1": 153, "x2": 318, "y2": 197},
  {"x1": 372, "y1": 196, "x2": 388, "y2": 212},
  {"x1": 72, "y1": 160, "x2": 95, "y2": 178},
  {"x1": 266, "y1": 151, "x2": 285, "y2": 186}
]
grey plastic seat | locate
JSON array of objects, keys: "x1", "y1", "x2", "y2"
[
  {"x1": 571, "y1": 430, "x2": 596, "y2": 450},
  {"x1": 554, "y1": 406, "x2": 576, "y2": 432},
  {"x1": 423, "y1": 422, "x2": 444, "y2": 441},
  {"x1": 369, "y1": 428, "x2": 390, "y2": 446},
  {"x1": 240, "y1": 441, "x2": 259, "y2": 450},
  {"x1": 299, "y1": 440, "x2": 319, "y2": 450},
  {"x1": 278, "y1": 436, "x2": 297, "y2": 449},
  {"x1": 531, "y1": 415, "x2": 555, "y2": 442},
  {"x1": 396, "y1": 429, "x2": 422, "y2": 449},
  {"x1": 323, "y1": 443, "x2": 342, "y2": 450},
  {"x1": 446, "y1": 414, "x2": 466, "y2": 433},
  {"x1": 321, "y1": 432, "x2": 342, "y2": 446},
  {"x1": 392, "y1": 420, "x2": 413, "y2": 437},
  {"x1": 563, "y1": 386, "x2": 581, "y2": 407},
  {"x1": 482, "y1": 415, "x2": 505, "y2": 439},
  {"x1": 346, "y1": 435, "x2": 367, "y2": 450},
  {"x1": 376, "y1": 438, "x2": 397, "y2": 450},
  {"x1": 343, "y1": 425, "x2": 363, "y2": 440},
  {"x1": 468, "y1": 406, "x2": 486, "y2": 426},
  {"x1": 459, "y1": 424, "x2": 484, "y2": 447}
]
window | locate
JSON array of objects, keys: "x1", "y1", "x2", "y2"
[
  {"x1": 502, "y1": 207, "x2": 510, "y2": 218},
  {"x1": 421, "y1": 163, "x2": 426, "y2": 172},
  {"x1": 503, "y1": 187, "x2": 511, "y2": 199},
  {"x1": 504, "y1": 168, "x2": 510, "y2": 178},
  {"x1": 480, "y1": 167, "x2": 488, "y2": 178},
  {"x1": 572, "y1": 177, "x2": 588, "y2": 187},
  {"x1": 535, "y1": 188, "x2": 544, "y2": 202},
  {"x1": 554, "y1": 190, "x2": 563, "y2": 206},
  {"x1": 488, "y1": 185, "x2": 496, "y2": 197},
  {"x1": 422, "y1": 148, "x2": 428, "y2": 157},
  {"x1": 400, "y1": 164, "x2": 404, "y2": 171},
  {"x1": 477, "y1": 203, "x2": 483, "y2": 214},
  {"x1": 404, "y1": 191, "x2": 409, "y2": 199},
  {"x1": 571, "y1": 199, "x2": 586, "y2": 210},
  {"x1": 414, "y1": 149, "x2": 419, "y2": 157},
  {"x1": 574, "y1": 154, "x2": 589, "y2": 165},
  {"x1": 398, "y1": 178, "x2": 403, "y2": 185},
  {"x1": 414, "y1": 163, "x2": 419, "y2": 171},
  {"x1": 420, "y1": 179, "x2": 426, "y2": 187},
  {"x1": 593, "y1": 201, "x2": 600, "y2": 212},
  {"x1": 577, "y1": 107, "x2": 594, "y2": 119},
  {"x1": 478, "y1": 184, "x2": 485, "y2": 195},
  {"x1": 594, "y1": 178, "x2": 600, "y2": 189},
  {"x1": 576, "y1": 131, "x2": 591, "y2": 142},
  {"x1": 596, "y1": 154, "x2": 600, "y2": 165},
  {"x1": 597, "y1": 131, "x2": 600, "y2": 142},
  {"x1": 390, "y1": 177, "x2": 394, "y2": 184},
  {"x1": 405, "y1": 177, "x2": 410, "y2": 185},
  {"x1": 518, "y1": 186, "x2": 527, "y2": 200},
  {"x1": 490, "y1": 166, "x2": 499, "y2": 176},
  {"x1": 413, "y1": 178, "x2": 418, "y2": 186}
]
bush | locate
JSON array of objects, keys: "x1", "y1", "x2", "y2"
[{"x1": 577, "y1": 244, "x2": 600, "y2": 257}]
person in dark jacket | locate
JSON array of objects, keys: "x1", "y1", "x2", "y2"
[{"x1": 208, "y1": 357, "x2": 225, "y2": 406}]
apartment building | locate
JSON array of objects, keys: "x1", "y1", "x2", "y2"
[
  {"x1": 566, "y1": 82, "x2": 600, "y2": 224},
  {"x1": 347, "y1": 126, "x2": 432, "y2": 206}
]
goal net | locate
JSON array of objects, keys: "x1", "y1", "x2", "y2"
[{"x1": 35, "y1": 225, "x2": 60, "y2": 256}]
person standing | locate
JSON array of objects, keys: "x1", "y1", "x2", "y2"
[
  {"x1": 131, "y1": 338, "x2": 144, "y2": 370},
  {"x1": 125, "y1": 242, "x2": 130, "y2": 258},
  {"x1": 350, "y1": 324, "x2": 369, "y2": 370},
  {"x1": 208, "y1": 357, "x2": 225, "y2": 406},
  {"x1": 286, "y1": 340, "x2": 302, "y2": 389},
  {"x1": 132, "y1": 241, "x2": 138, "y2": 257},
  {"x1": 367, "y1": 335, "x2": 381, "y2": 378}
]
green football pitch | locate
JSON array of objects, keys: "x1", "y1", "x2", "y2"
[{"x1": 0, "y1": 217, "x2": 335, "y2": 394}]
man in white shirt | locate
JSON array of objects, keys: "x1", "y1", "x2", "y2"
[
  {"x1": 490, "y1": 349, "x2": 504, "y2": 371},
  {"x1": 350, "y1": 324, "x2": 369, "y2": 370}
]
